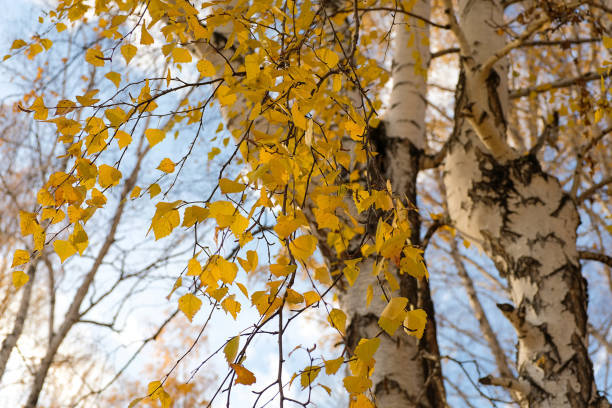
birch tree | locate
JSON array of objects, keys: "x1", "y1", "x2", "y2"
[{"x1": 2, "y1": 0, "x2": 611, "y2": 407}]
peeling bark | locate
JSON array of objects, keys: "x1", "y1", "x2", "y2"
[{"x1": 442, "y1": 1, "x2": 607, "y2": 406}]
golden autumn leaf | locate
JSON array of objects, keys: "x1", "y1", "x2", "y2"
[
  {"x1": 98, "y1": 164, "x2": 122, "y2": 188},
  {"x1": 223, "y1": 336, "x2": 240, "y2": 364},
  {"x1": 85, "y1": 47, "x2": 105, "y2": 66},
  {"x1": 403, "y1": 309, "x2": 427, "y2": 339},
  {"x1": 121, "y1": 43, "x2": 137, "y2": 64},
  {"x1": 11, "y1": 249, "x2": 30, "y2": 267},
  {"x1": 178, "y1": 293, "x2": 202, "y2": 322},
  {"x1": 172, "y1": 47, "x2": 192, "y2": 63},
  {"x1": 324, "y1": 357, "x2": 344, "y2": 375},
  {"x1": 327, "y1": 308, "x2": 346, "y2": 335},
  {"x1": 300, "y1": 365, "x2": 321, "y2": 389},
  {"x1": 343, "y1": 376, "x2": 372, "y2": 394},
  {"x1": 289, "y1": 235, "x2": 317, "y2": 262},
  {"x1": 12, "y1": 271, "x2": 30, "y2": 289},
  {"x1": 230, "y1": 363, "x2": 256, "y2": 385},
  {"x1": 145, "y1": 128, "x2": 165, "y2": 147},
  {"x1": 378, "y1": 297, "x2": 408, "y2": 336},
  {"x1": 157, "y1": 158, "x2": 176, "y2": 173},
  {"x1": 354, "y1": 337, "x2": 380, "y2": 362},
  {"x1": 219, "y1": 178, "x2": 246, "y2": 194},
  {"x1": 104, "y1": 71, "x2": 121, "y2": 88},
  {"x1": 53, "y1": 240, "x2": 77, "y2": 263},
  {"x1": 197, "y1": 59, "x2": 215, "y2": 77}
]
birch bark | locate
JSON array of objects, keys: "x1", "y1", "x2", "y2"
[{"x1": 442, "y1": 1, "x2": 607, "y2": 406}]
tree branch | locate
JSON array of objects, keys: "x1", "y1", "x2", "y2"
[
  {"x1": 576, "y1": 176, "x2": 612, "y2": 204},
  {"x1": 578, "y1": 250, "x2": 612, "y2": 268},
  {"x1": 479, "y1": 375, "x2": 528, "y2": 395},
  {"x1": 510, "y1": 71, "x2": 611, "y2": 99}
]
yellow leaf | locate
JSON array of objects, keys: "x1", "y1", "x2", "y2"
[
  {"x1": 230, "y1": 364, "x2": 256, "y2": 385},
  {"x1": 140, "y1": 22, "x2": 154, "y2": 45},
  {"x1": 54, "y1": 240, "x2": 77, "y2": 263},
  {"x1": 104, "y1": 71, "x2": 121, "y2": 88},
  {"x1": 324, "y1": 357, "x2": 344, "y2": 375},
  {"x1": 41, "y1": 208, "x2": 65, "y2": 225},
  {"x1": 30, "y1": 96, "x2": 48, "y2": 120},
  {"x1": 222, "y1": 296, "x2": 241, "y2": 319},
  {"x1": 604, "y1": 36, "x2": 612, "y2": 49},
  {"x1": 318, "y1": 48, "x2": 339, "y2": 68},
  {"x1": 300, "y1": 365, "x2": 321, "y2": 389},
  {"x1": 98, "y1": 164, "x2": 122, "y2": 188},
  {"x1": 354, "y1": 337, "x2": 380, "y2": 362},
  {"x1": 55, "y1": 99, "x2": 76, "y2": 115},
  {"x1": 178, "y1": 293, "x2": 202, "y2": 322},
  {"x1": 121, "y1": 44, "x2": 137, "y2": 64},
  {"x1": 56, "y1": 22, "x2": 67, "y2": 32},
  {"x1": 130, "y1": 186, "x2": 141, "y2": 199},
  {"x1": 378, "y1": 297, "x2": 408, "y2": 336},
  {"x1": 216, "y1": 256, "x2": 238, "y2": 284},
  {"x1": 274, "y1": 213, "x2": 307, "y2": 239},
  {"x1": 285, "y1": 288, "x2": 304, "y2": 304},
  {"x1": 197, "y1": 59, "x2": 216, "y2": 77},
  {"x1": 343, "y1": 258, "x2": 360, "y2": 286},
  {"x1": 328, "y1": 308, "x2": 346, "y2": 334},
  {"x1": 105, "y1": 106, "x2": 126, "y2": 127},
  {"x1": 157, "y1": 158, "x2": 175, "y2": 173},
  {"x1": 186, "y1": 258, "x2": 202, "y2": 276},
  {"x1": 224, "y1": 336, "x2": 240, "y2": 364},
  {"x1": 150, "y1": 201, "x2": 181, "y2": 240},
  {"x1": 244, "y1": 53, "x2": 259, "y2": 80},
  {"x1": 217, "y1": 85, "x2": 236, "y2": 105},
  {"x1": 40, "y1": 38, "x2": 52, "y2": 50},
  {"x1": 172, "y1": 47, "x2": 192, "y2": 63},
  {"x1": 166, "y1": 277, "x2": 182, "y2": 300},
  {"x1": 69, "y1": 223, "x2": 89, "y2": 255},
  {"x1": 147, "y1": 381, "x2": 172, "y2": 408},
  {"x1": 343, "y1": 376, "x2": 372, "y2": 394},
  {"x1": 20, "y1": 211, "x2": 38, "y2": 236},
  {"x1": 289, "y1": 235, "x2": 317, "y2": 262},
  {"x1": 291, "y1": 103, "x2": 307, "y2": 130},
  {"x1": 10, "y1": 39, "x2": 27, "y2": 50},
  {"x1": 208, "y1": 147, "x2": 221, "y2": 160},
  {"x1": 351, "y1": 394, "x2": 375, "y2": 408},
  {"x1": 208, "y1": 201, "x2": 236, "y2": 228},
  {"x1": 403, "y1": 309, "x2": 427, "y2": 339},
  {"x1": 219, "y1": 178, "x2": 246, "y2": 194},
  {"x1": 12, "y1": 271, "x2": 29, "y2": 289},
  {"x1": 11, "y1": 249, "x2": 30, "y2": 268},
  {"x1": 149, "y1": 183, "x2": 161, "y2": 198},
  {"x1": 182, "y1": 206, "x2": 209, "y2": 227},
  {"x1": 303, "y1": 291, "x2": 320, "y2": 306},
  {"x1": 238, "y1": 250, "x2": 258, "y2": 273},
  {"x1": 145, "y1": 128, "x2": 165, "y2": 147},
  {"x1": 85, "y1": 46, "x2": 105, "y2": 66},
  {"x1": 116, "y1": 130, "x2": 132, "y2": 149}
]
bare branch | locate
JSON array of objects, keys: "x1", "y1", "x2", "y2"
[
  {"x1": 479, "y1": 375, "x2": 528, "y2": 395},
  {"x1": 578, "y1": 250, "x2": 612, "y2": 268},
  {"x1": 510, "y1": 71, "x2": 611, "y2": 99},
  {"x1": 576, "y1": 176, "x2": 612, "y2": 204}
]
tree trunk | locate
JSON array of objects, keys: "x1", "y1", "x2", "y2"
[
  {"x1": 0, "y1": 264, "x2": 36, "y2": 382},
  {"x1": 442, "y1": 1, "x2": 607, "y2": 406},
  {"x1": 342, "y1": 1, "x2": 446, "y2": 406}
]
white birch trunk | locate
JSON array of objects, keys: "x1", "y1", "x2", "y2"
[
  {"x1": 442, "y1": 1, "x2": 607, "y2": 406},
  {"x1": 342, "y1": 2, "x2": 445, "y2": 406}
]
